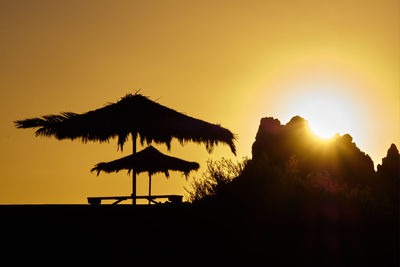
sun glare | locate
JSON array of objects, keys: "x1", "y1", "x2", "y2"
[{"x1": 287, "y1": 89, "x2": 359, "y2": 140}]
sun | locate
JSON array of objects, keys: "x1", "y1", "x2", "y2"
[{"x1": 288, "y1": 90, "x2": 359, "y2": 139}]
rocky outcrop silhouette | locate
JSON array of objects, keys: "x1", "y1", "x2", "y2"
[
  {"x1": 191, "y1": 116, "x2": 399, "y2": 266},
  {"x1": 198, "y1": 115, "x2": 398, "y2": 220},
  {"x1": 251, "y1": 116, "x2": 376, "y2": 188},
  {"x1": 377, "y1": 143, "x2": 400, "y2": 201}
]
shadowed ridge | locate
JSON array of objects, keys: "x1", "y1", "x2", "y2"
[
  {"x1": 14, "y1": 93, "x2": 237, "y2": 154},
  {"x1": 376, "y1": 143, "x2": 400, "y2": 198}
]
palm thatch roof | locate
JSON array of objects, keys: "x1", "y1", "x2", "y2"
[
  {"x1": 91, "y1": 146, "x2": 200, "y2": 178},
  {"x1": 15, "y1": 93, "x2": 236, "y2": 154}
]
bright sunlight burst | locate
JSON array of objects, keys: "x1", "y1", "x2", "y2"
[{"x1": 289, "y1": 90, "x2": 359, "y2": 139}]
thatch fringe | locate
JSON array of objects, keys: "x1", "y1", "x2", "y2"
[
  {"x1": 15, "y1": 93, "x2": 237, "y2": 154},
  {"x1": 91, "y1": 146, "x2": 200, "y2": 178}
]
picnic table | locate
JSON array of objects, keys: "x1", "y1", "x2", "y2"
[{"x1": 87, "y1": 195, "x2": 183, "y2": 205}]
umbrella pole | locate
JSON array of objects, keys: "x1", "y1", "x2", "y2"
[
  {"x1": 148, "y1": 174, "x2": 152, "y2": 205},
  {"x1": 132, "y1": 133, "x2": 137, "y2": 205}
]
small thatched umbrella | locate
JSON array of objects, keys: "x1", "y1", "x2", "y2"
[
  {"x1": 14, "y1": 93, "x2": 236, "y2": 203},
  {"x1": 91, "y1": 146, "x2": 200, "y2": 204}
]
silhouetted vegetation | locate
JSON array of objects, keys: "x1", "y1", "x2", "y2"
[{"x1": 186, "y1": 157, "x2": 248, "y2": 202}]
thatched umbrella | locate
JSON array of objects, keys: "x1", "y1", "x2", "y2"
[
  {"x1": 91, "y1": 146, "x2": 199, "y2": 204},
  {"x1": 14, "y1": 93, "x2": 236, "y2": 203}
]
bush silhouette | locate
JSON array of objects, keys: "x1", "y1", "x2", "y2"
[{"x1": 186, "y1": 157, "x2": 248, "y2": 202}]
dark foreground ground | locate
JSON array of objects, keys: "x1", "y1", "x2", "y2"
[{"x1": 1, "y1": 204, "x2": 398, "y2": 266}]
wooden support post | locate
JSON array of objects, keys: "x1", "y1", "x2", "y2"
[
  {"x1": 132, "y1": 133, "x2": 137, "y2": 205},
  {"x1": 148, "y1": 174, "x2": 152, "y2": 205}
]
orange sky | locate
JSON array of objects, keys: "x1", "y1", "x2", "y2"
[{"x1": 0, "y1": 0, "x2": 399, "y2": 204}]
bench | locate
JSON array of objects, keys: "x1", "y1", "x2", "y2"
[{"x1": 87, "y1": 195, "x2": 183, "y2": 205}]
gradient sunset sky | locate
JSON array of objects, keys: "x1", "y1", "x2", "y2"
[{"x1": 1, "y1": 0, "x2": 399, "y2": 204}]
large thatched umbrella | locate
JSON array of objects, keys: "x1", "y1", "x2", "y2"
[
  {"x1": 91, "y1": 146, "x2": 199, "y2": 204},
  {"x1": 14, "y1": 93, "x2": 236, "y2": 203}
]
